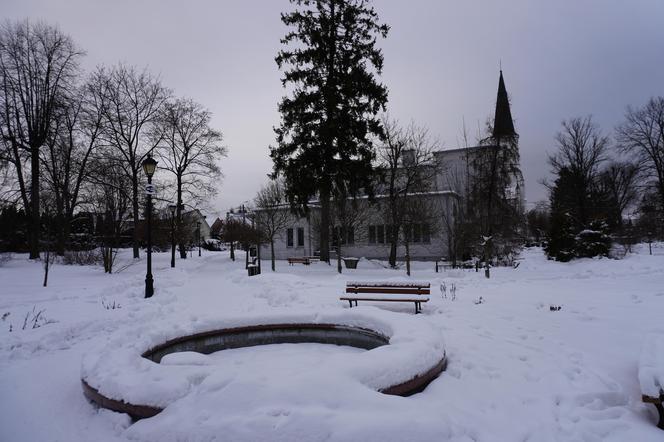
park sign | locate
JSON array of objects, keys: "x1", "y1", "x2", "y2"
[{"x1": 145, "y1": 184, "x2": 156, "y2": 195}]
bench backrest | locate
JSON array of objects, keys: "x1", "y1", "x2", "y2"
[{"x1": 345, "y1": 283, "x2": 430, "y2": 296}]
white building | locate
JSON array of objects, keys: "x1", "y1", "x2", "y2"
[{"x1": 246, "y1": 71, "x2": 523, "y2": 262}]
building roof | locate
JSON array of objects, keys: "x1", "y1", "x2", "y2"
[{"x1": 492, "y1": 70, "x2": 516, "y2": 138}]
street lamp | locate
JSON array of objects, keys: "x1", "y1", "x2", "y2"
[
  {"x1": 142, "y1": 155, "x2": 157, "y2": 298},
  {"x1": 197, "y1": 221, "x2": 201, "y2": 257},
  {"x1": 168, "y1": 204, "x2": 177, "y2": 268}
]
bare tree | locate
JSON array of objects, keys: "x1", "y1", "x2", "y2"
[
  {"x1": 377, "y1": 116, "x2": 439, "y2": 267},
  {"x1": 0, "y1": 20, "x2": 83, "y2": 258},
  {"x1": 40, "y1": 80, "x2": 104, "y2": 254},
  {"x1": 85, "y1": 156, "x2": 132, "y2": 274},
  {"x1": 223, "y1": 218, "x2": 246, "y2": 262},
  {"x1": 599, "y1": 161, "x2": 639, "y2": 230},
  {"x1": 92, "y1": 64, "x2": 169, "y2": 259},
  {"x1": 547, "y1": 116, "x2": 609, "y2": 226},
  {"x1": 254, "y1": 179, "x2": 290, "y2": 271},
  {"x1": 330, "y1": 196, "x2": 369, "y2": 274},
  {"x1": 400, "y1": 195, "x2": 442, "y2": 276},
  {"x1": 616, "y1": 97, "x2": 664, "y2": 215},
  {"x1": 525, "y1": 201, "x2": 550, "y2": 245},
  {"x1": 467, "y1": 121, "x2": 524, "y2": 277},
  {"x1": 153, "y1": 97, "x2": 225, "y2": 259}
]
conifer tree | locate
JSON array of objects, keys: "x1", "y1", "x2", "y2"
[
  {"x1": 465, "y1": 71, "x2": 524, "y2": 275},
  {"x1": 271, "y1": 0, "x2": 389, "y2": 262}
]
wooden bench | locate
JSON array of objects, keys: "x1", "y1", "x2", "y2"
[
  {"x1": 639, "y1": 334, "x2": 664, "y2": 429},
  {"x1": 288, "y1": 257, "x2": 310, "y2": 266},
  {"x1": 341, "y1": 281, "x2": 430, "y2": 314}
]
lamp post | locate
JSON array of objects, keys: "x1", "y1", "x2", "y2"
[
  {"x1": 168, "y1": 204, "x2": 176, "y2": 268},
  {"x1": 197, "y1": 221, "x2": 201, "y2": 257},
  {"x1": 142, "y1": 155, "x2": 157, "y2": 298}
]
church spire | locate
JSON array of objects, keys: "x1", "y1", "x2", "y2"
[{"x1": 492, "y1": 70, "x2": 516, "y2": 139}]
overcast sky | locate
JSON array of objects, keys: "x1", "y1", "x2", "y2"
[{"x1": 4, "y1": 0, "x2": 664, "y2": 219}]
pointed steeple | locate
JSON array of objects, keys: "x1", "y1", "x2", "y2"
[{"x1": 492, "y1": 70, "x2": 516, "y2": 139}]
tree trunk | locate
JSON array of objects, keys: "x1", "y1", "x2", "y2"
[
  {"x1": 388, "y1": 203, "x2": 399, "y2": 267},
  {"x1": 270, "y1": 240, "x2": 275, "y2": 271},
  {"x1": 177, "y1": 177, "x2": 187, "y2": 259},
  {"x1": 131, "y1": 174, "x2": 140, "y2": 259},
  {"x1": 336, "y1": 231, "x2": 342, "y2": 274},
  {"x1": 29, "y1": 147, "x2": 40, "y2": 259},
  {"x1": 405, "y1": 241, "x2": 411, "y2": 276},
  {"x1": 230, "y1": 241, "x2": 235, "y2": 261},
  {"x1": 55, "y1": 212, "x2": 66, "y2": 256},
  {"x1": 319, "y1": 187, "x2": 331, "y2": 263},
  {"x1": 388, "y1": 224, "x2": 399, "y2": 268},
  {"x1": 257, "y1": 240, "x2": 261, "y2": 273},
  {"x1": 43, "y1": 249, "x2": 50, "y2": 287}
]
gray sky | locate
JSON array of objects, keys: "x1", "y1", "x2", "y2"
[{"x1": 4, "y1": 0, "x2": 664, "y2": 219}]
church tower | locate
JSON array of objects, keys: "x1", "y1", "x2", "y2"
[{"x1": 491, "y1": 69, "x2": 525, "y2": 216}]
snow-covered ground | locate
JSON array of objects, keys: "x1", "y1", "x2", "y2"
[{"x1": 1, "y1": 245, "x2": 664, "y2": 441}]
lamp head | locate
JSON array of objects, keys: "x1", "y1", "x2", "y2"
[{"x1": 142, "y1": 155, "x2": 158, "y2": 178}]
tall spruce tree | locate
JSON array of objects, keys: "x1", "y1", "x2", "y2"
[{"x1": 271, "y1": 0, "x2": 389, "y2": 262}]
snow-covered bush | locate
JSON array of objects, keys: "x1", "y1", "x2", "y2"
[
  {"x1": 0, "y1": 252, "x2": 11, "y2": 266},
  {"x1": 546, "y1": 217, "x2": 611, "y2": 261},
  {"x1": 574, "y1": 224, "x2": 611, "y2": 259}
]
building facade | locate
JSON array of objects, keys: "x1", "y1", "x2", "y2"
[{"x1": 246, "y1": 71, "x2": 523, "y2": 262}]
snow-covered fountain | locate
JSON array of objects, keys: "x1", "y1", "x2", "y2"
[{"x1": 81, "y1": 311, "x2": 446, "y2": 420}]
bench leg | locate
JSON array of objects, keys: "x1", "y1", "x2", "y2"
[
  {"x1": 656, "y1": 403, "x2": 664, "y2": 430},
  {"x1": 354, "y1": 300, "x2": 358, "y2": 307},
  {"x1": 348, "y1": 300, "x2": 353, "y2": 308},
  {"x1": 414, "y1": 301, "x2": 420, "y2": 314}
]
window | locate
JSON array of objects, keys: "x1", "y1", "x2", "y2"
[
  {"x1": 422, "y1": 224, "x2": 431, "y2": 243},
  {"x1": 402, "y1": 223, "x2": 431, "y2": 244},
  {"x1": 403, "y1": 224, "x2": 412, "y2": 242},
  {"x1": 377, "y1": 225, "x2": 385, "y2": 244},
  {"x1": 297, "y1": 227, "x2": 305, "y2": 247},
  {"x1": 332, "y1": 226, "x2": 340, "y2": 247},
  {"x1": 287, "y1": 228, "x2": 294, "y2": 247},
  {"x1": 413, "y1": 223, "x2": 422, "y2": 243},
  {"x1": 332, "y1": 226, "x2": 353, "y2": 246},
  {"x1": 368, "y1": 225, "x2": 376, "y2": 244},
  {"x1": 385, "y1": 225, "x2": 393, "y2": 243}
]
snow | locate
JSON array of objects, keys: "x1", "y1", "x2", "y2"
[
  {"x1": 1, "y1": 244, "x2": 664, "y2": 441},
  {"x1": 346, "y1": 280, "x2": 430, "y2": 287},
  {"x1": 81, "y1": 309, "x2": 445, "y2": 409},
  {"x1": 639, "y1": 334, "x2": 664, "y2": 399}
]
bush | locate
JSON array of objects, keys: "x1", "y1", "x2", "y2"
[
  {"x1": 62, "y1": 249, "x2": 102, "y2": 266},
  {"x1": 202, "y1": 239, "x2": 225, "y2": 251},
  {"x1": 0, "y1": 252, "x2": 12, "y2": 266},
  {"x1": 544, "y1": 212, "x2": 576, "y2": 262},
  {"x1": 575, "y1": 223, "x2": 611, "y2": 259},
  {"x1": 545, "y1": 217, "x2": 611, "y2": 261}
]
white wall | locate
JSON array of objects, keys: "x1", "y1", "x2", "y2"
[{"x1": 260, "y1": 193, "x2": 457, "y2": 261}]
